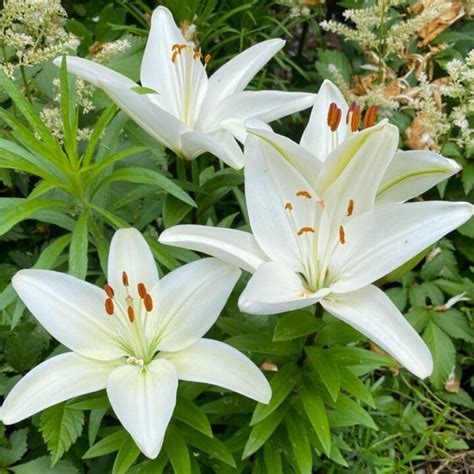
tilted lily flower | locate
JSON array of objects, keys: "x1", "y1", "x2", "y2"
[
  {"x1": 159, "y1": 125, "x2": 473, "y2": 378},
  {"x1": 1, "y1": 228, "x2": 271, "y2": 459},
  {"x1": 53, "y1": 6, "x2": 315, "y2": 169}
]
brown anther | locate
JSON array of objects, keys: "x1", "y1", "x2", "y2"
[
  {"x1": 339, "y1": 225, "x2": 346, "y2": 244},
  {"x1": 297, "y1": 226, "x2": 316, "y2": 236},
  {"x1": 350, "y1": 105, "x2": 361, "y2": 132},
  {"x1": 204, "y1": 54, "x2": 211, "y2": 64},
  {"x1": 296, "y1": 190, "x2": 312, "y2": 199},
  {"x1": 122, "y1": 271, "x2": 129, "y2": 287},
  {"x1": 171, "y1": 51, "x2": 178, "y2": 63},
  {"x1": 172, "y1": 43, "x2": 186, "y2": 51},
  {"x1": 193, "y1": 51, "x2": 203, "y2": 60},
  {"x1": 363, "y1": 105, "x2": 377, "y2": 129},
  {"x1": 327, "y1": 102, "x2": 337, "y2": 127},
  {"x1": 327, "y1": 102, "x2": 342, "y2": 132},
  {"x1": 333, "y1": 107, "x2": 342, "y2": 131},
  {"x1": 105, "y1": 298, "x2": 114, "y2": 316},
  {"x1": 144, "y1": 293, "x2": 154, "y2": 312},
  {"x1": 346, "y1": 199, "x2": 354, "y2": 217},
  {"x1": 127, "y1": 306, "x2": 135, "y2": 323},
  {"x1": 285, "y1": 202, "x2": 293, "y2": 211},
  {"x1": 137, "y1": 283, "x2": 147, "y2": 299},
  {"x1": 346, "y1": 101, "x2": 357, "y2": 124},
  {"x1": 104, "y1": 284, "x2": 114, "y2": 298}
]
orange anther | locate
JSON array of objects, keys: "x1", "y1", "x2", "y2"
[
  {"x1": 204, "y1": 54, "x2": 211, "y2": 64},
  {"x1": 193, "y1": 51, "x2": 203, "y2": 60},
  {"x1": 350, "y1": 105, "x2": 361, "y2": 132},
  {"x1": 127, "y1": 306, "x2": 135, "y2": 323},
  {"x1": 297, "y1": 226, "x2": 315, "y2": 236},
  {"x1": 339, "y1": 225, "x2": 346, "y2": 244},
  {"x1": 347, "y1": 199, "x2": 354, "y2": 217},
  {"x1": 363, "y1": 105, "x2": 377, "y2": 129},
  {"x1": 122, "y1": 271, "x2": 129, "y2": 287},
  {"x1": 105, "y1": 298, "x2": 114, "y2": 316},
  {"x1": 137, "y1": 283, "x2": 147, "y2": 299},
  {"x1": 285, "y1": 202, "x2": 293, "y2": 211},
  {"x1": 104, "y1": 284, "x2": 114, "y2": 298},
  {"x1": 296, "y1": 190, "x2": 312, "y2": 199},
  {"x1": 346, "y1": 101, "x2": 357, "y2": 124},
  {"x1": 144, "y1": 293, "x2": 153, "y2": 312},
  {"x1": 327, "y1": 102, "x2": 337, "y2": 127},
  {"x1": 327, "y1": 102, "x2": 342, "y2": 132},
  {"x1": 171, "y1": 51, "x2": 178, "y2": 63}
]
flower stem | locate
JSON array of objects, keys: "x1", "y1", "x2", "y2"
[
  {"x1": 297, "y1": 303, "x2": 325, "y2": 367},
  {"x1": 19, "y1": 65, "x2": 32, "y2": 103}
]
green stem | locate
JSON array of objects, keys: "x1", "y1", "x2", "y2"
[
  {"x1": 377, "y1": 0, "x2": 387, "y2": 84},
  {"x1": 19, "y1": 65, "x2": 32, "y2": 103},
  {"x1": 297, "y1": 303, "x2": 325, "y2": 367}
]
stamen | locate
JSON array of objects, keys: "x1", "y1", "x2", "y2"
[
  {"x1": 204, "y1": 54, "x2": 211, "y2": 64},
  {"x1": 296, "y1": 190, "x2": 312, "y2": 199},
  {"x1": 285, "y1": 202, "x2": 293, "y2": 211},
  {"x1": 316, "y1": 200, "x2": 325, "y2": 209},
  {"x1": 137, "y1": 283, "x2": 147, "y2": 299},
  {"x1": 332, "y1": 108, "x2": 342, "y2": 131},
  {"x1": 346, "y1": 101, "x2": 357, "y2": 124},
  {"x1": 193, "y1": 51, "x2": 203, "y2": 60},
  {"x1": 346, "y1": 199, "x2": 354, "y2": 217},
  {"x1": 122, "y1": 271, "x2": 129, "y2": 287},
  {"x1": 327, "y1": 102, "x2": 337, "y2": 127},
  {"x1": 105, "y1": 298, "x2": 114, "y2": 316},
  {"x1": 297, "y1": 226, "x2": 316, "y2": 236},
  {"x1": 363, "y1": 105, "x2": 377, "y2": 129},
  {"x1": 339, "y1": 225, "x2": 346, "y2": 244},
  {"x1": 127, "y1": 306, "x2": 135, "y2": 323},
  {"x1": 171, "y1": 50, "x2": 178, "y2": 63},
  {"x1": 104, "y1": 284, "x2": 114, "y2": 298},
  {"x1": 144, "y1": 294, "x2": 153, "y2": 312},
  {"x1": 350, "y1": 105, "x2": 361, "y2": 132}
]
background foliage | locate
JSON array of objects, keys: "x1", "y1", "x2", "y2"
[{"x1": 0, "y1": 0, "x2": 472, "y2": 472}]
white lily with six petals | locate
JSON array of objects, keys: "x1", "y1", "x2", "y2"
[
  {"x1": 1, "y1": 228, "x2": 271, "y2": 459},
  {"x1": 54, "y1": 6, "x2": 315, "y2": 169},
  {"x1": 159, "y1": 119, "x2": 473, "y2": 379}
]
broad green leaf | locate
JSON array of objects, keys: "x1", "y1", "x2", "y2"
[
  {"x1": 69, "y1": 213, "x2": 89, "y2": 279},
  {"x1": 242, "y1": 403, "x2": 288, "y2": 459},
  {"x1": 226, "y1": 334, "x2": 299, "y2": 357},
  {"x1": 163, "y1": 194, "x2": 193, "y2": 227},
  {"x1": 306, "y1": 347, "x2": 341, "y2": 402},
  {"x1": 174, "y1": 398, "x2": 213, "y2": 437},
  {"x1": 40, "y1": 403, "x2": 85, "y2": 465},
  {"x1": 0, "y1": 429, "x2": 28, "y2": 467},
  {"x1": 326, "y1": 347, "x2": 394, "y2": 369},
  {"x1": 12, "y1": 456, "x2": 79, "y2": 474},
  {"x1": 82, "y1": 429, "x2": 127, "y2": 459},
  {"x1": 88, "y1": 408, "x2": 107, "y2": 447},
  {"x1": 328, "y1": 396, "x2": 377, "y2": 430},
  {"x1": 164, "y1": 425, "x2": 191, "y2": 474},
  {"x1": 432, "y1": 308, "x2": 474, "y2": 342},
  {"x1": 251, "y1": 363, "x2": 301, "y2": 425},
  {"x1": 59, "y1": 56, "x2": 77, "y2": 163},
  {"x1": 273, "y1": 310, "x2": 322, "y2": 341},
  {"x1": 112, "y1": 435, "x2": 140, "y2": 474},
  {"x1": 339, "y1": 368, "x2": 375, "y2": 408},
  {"x1": 300, "y1": 382, "x2": 331, "y2": 456},
  {"x1": 263, "y1": 438, "x2": 283, "y2": 474},
  {"x1": 284, "y1": 414, "x2": 312, "y2": 474}
]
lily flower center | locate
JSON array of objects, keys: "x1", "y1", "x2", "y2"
[
  {"x1": 103, "y1": 271, "x2": 156, "y2": 363},
  {"x1": 169, "y1": 43, "x2": 210, "y2": 127}
]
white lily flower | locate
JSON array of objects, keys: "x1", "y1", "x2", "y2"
[
  {"x1": 53, "y1": 6, "x2": 315, "y2": 169},
  {"x1": 159, "y1": 126, "x2": 473, "y2": 379},
  {"x1": 1, "y1": 228, "x2": 271, "y2": 459}
]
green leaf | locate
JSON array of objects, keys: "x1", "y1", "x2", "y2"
[
  {"x1": 112, "y1": 435, "x2": 140, "y2": 474},
  {"x1": 326, "y1": 347, "x2": 394, "y2": 369},
  {"x1": 174, "y1": 398, "x2": 213, "y2": 437},
  {"x1": 83, "y1": 429, "x2": 127, "y2": 459},
  {"x1": 40, "y1": 403, "x2": 85, "y2": 465},
  {"x1": 12, "y1": 456, "x2": 79, "y2": 474},
  {"x1": 131, "y1": 86, "x2": 158, "y2": 95},
  {"x1": 306, "y1": 347, "x2": 340, "y2": 402},
  {"x1": 406, "y1": 307, "x2": 430, "y2": 332},
  {"x1": 242, "y1": 403, "x2": 288, "y2": 459},
  {"x1": 339, "y1": 368, "x2": 375, "y2": 408},
  {"x1": 263, "y1": 438, "x2": 283, "y2": 474},
  {"x1": 328, "y1": 396, "x2": 377, "y2": 430},
  {"x1": 273, "y1": 310, "x2": 322, "y2": 341},
  {"x1": 163, "y1": 194, "x2": 193, "y2": 227},
  {"x1": 284, "y1": 413, "x2": 312, "y2": 474},
  {"x1": 251, "y1": 363, "x2": 301, "y2": 425},
  {"x1": 300, "y1": 382, "x2": 331, "y2": 456},
  {"x1": 0, "y1": 429, "x2": 28, "y2": 467},
  {"x1": 432, "y1": 309, "x2": 474, "y2": 342},
  {"x1": 226, "y1": 334, "x2": 299, "y2": 357},
  {"x1": 423, "y1": 321, "x2": 456, "y2": 389},
  {"x1": 164, "y1": 425, "x2": 191, "y2": 474},
  {"x1": 316, "y1": 49, "x2": 352, "y2": 82},
  {"x1": 69, "y1": 213, "x2": 89, "y2": 279}
]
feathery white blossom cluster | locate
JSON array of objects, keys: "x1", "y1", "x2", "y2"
[{"x1": 92, "y1": 39, "x2": 131, "y2": 64}]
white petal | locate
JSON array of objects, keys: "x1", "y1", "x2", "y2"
[
  {"x1": 221, "y1": 117, "x2": 272, "y2": 144},
  {"x1": 322, "y1": 286, "x2": 433, "y2": 378},
  {"x1": 239, "y1": 262, "x2": 330, "y2": 315},
  {"x1": 108, "y1": 228, "x2": 159, "y2": 302},
  {"x1": 12, "y1": 270, "x2": 124, "y2": 360},
  {"x1": 2, "y1": 353, "x2": 113, "y2": 424},
  {"x1": 247, "y1": 128, "x2": 323, "y2": 186},
  {"x1": 98, "y1": 77, "x2": 187, "y2": 153},
  {"x1": 107, "y1": 359, "x2": 178, "y2": 459},
  {"x1": 245, "y1": 134, "x2": 319, "y2": 274},
  {"x1": 180, "y1": 129, "x2": 244, "y2": 169},
  {"x1": 329, "y1": 201, "x2": 473, "y2": 293},
  {"x1": 152, "y1": 258, "x2": 241, "y2": 352},
  {"x1": 377, "y1": 150, "x2": 462, "y2": 205},
  {"x1": 53, "y1": 56, "x2": 136, "y2": 88},
  {"x1": 207, "y1": 39, "x2": 284, "y2": 103},
  {"x1": 300, "y1": 80, "x2": 348, "y2": 161},
  {"x1": 159, "y1": 225, "x2": 268, "y2": 273},
  {"x1": 162, "y1": 339, "x2": 271, "y2": 403}
]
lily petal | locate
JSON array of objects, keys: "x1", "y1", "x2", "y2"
[
  {"x1": 108, "y1": 228, "x2": 159, "y2": 302},
  {"x1": 153, "y1": 258, "x2": 241, "y2": 352},
  {"x1": 245, "y1": 134, "x2": 319, "y2": 274},
  {"x1": 180, "y1": 129, "x2": 244, "y2": 169},
  {"x1": 322, "y1": 285, "x2": 433, "y2": 378},
  {"x1": 300, "y1": 80, "x2": 348, "y2": 161},
  {"x1": 107, "y1": 358, "x2": 178, "y2": 459},
  {"x1": 377, "y1": 150, "x2": 462, "y2": 205},
  {"x1": 159, "y1": 225, "x2": 268, "y2": 273},
  {"x1": 2, "y1": 353, "x2": 114, "y2": 424},
  {"x1": 162, "y1": 338, "x2": 271, "y2": 404},
  {"x1": 239, "y1": 262, "x2": 330, "y2": 315},
  {"x1": 329, "y1": 201, "x2": 473, "y2": 293},
  {"x1": 12, "y1": 270, "x2": 124, "y2": 360}
]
